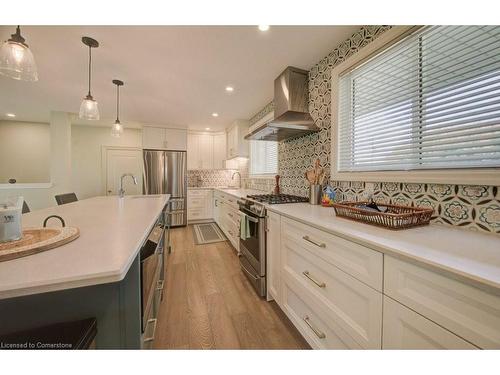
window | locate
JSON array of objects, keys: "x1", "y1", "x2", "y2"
[
  {"x1": 336, "y1": 26, "x2": 500, "y2": 177},
  {"x1": 250, "y1": 140, "x2": 278, "y2": 176}
]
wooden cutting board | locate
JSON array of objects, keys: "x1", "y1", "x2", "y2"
[{"x1": 0, "y1": 227, "x2": 80, "y2": 262}]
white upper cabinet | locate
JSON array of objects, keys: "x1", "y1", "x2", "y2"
[
  {"x1": 226, "y1": 120, "x2": 249, "y2": 159},
  {"x1": 187, "y1": 131, "x2": 227, "y2": 170},
  {"x1": 187, "y1": 133, "x2": 201, "y2": 170},
  {"x1": 199, "y1": 134, "x2": 214, "y2": 170},
  {"x1": 213, "y1": 133, "x2": 227, "y2": 169},
  {"x1": 143, "y1": 126, "x2": 187, "y2": 150}
]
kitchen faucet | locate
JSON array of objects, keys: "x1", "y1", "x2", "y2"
[
  {"x1": 119, "y1": 173, "x2": 138, "y2": 198},
  {"x1": 232, "y1": 171, "x2": 241, "y2": 189}
]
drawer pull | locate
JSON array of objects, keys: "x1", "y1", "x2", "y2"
[
  {"x1": 303, "y1": 316, "x2": 326, "y2": 339},
  {"x1": 143, "y1": 318, "x2": 158, "y2": 343},
  {"x1": 302, "y1": 235, "x2": 326, "y2": 248},
  {"x1": 302, "y1": 271, "x2": 326, "y2": 288}
]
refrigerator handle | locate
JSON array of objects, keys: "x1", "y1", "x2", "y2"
[{"x1": 163, "y1": 151, "x2": 168, "y2": 194}]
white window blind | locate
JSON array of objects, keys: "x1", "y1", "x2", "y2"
[
  {"x1": 338, "y1": 25, "x2": 500, "y2": 172},
  {"x1": 250, "y1": 140, "x2": 278, "y2": 175}
]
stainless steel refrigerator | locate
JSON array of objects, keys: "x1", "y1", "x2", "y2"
[{"x1": 143, "y1": 150, "x2": 187, "y2": 227}]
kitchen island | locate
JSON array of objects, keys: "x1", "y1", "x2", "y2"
[{"x1": 0, "y1": 195, "x2": 169, "y2": 348}]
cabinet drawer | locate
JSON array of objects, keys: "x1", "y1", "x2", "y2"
[
  {"x1": 188, "y1": 189, "x2": 211, "y2": 197},
  {"x1": 282, "y1": 238, "x2": 382, "y2": 348},
  {"x1": 383, "y1": 296, "x2": 476, "y2": 349},
  {"x1": 384, "y1": 256, "x2": 500, "y2": 349},
  {"x1": 187, "y1": 208, "x2": 204, "y2": 220},
  {"x1": 281, "y1": 281, "x2": 361, "y2": 349},
  {"x1": 189, "y1": 197, "x2": 206, "y2": 209},
  {"x1": 218, "y1": 192, "x2": 238, "y2": 208},
  {"x1": 281, "y1": 217, "x2": 383, "y2": 291},
  {"x1": 225, "y1": 208, "x2": 239, "y2": 228}
]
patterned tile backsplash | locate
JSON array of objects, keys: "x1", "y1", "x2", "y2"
[
  {"x1": 246, "y1": 25, "x2": 500, "y2": 235},
  {"x1": 188, "y1": 169, "x2": 239, "y2": 188}
]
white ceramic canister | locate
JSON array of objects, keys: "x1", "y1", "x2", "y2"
[{"x1": 0, "y1": 196, "x2": 23, "y2": 243}]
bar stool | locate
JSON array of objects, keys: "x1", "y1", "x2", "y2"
[{"x1": 54, "y1": 193, "x2": 78, "y2": 205}]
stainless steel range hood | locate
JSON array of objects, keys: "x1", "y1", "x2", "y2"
[{"x1": 245, "y1": 66, "x2": 319, "y2": 141}]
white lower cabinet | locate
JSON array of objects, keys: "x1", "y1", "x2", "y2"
[
  {"x1": 187, "y1": 189, "x2": 213, "y2": 222},
  {"x1": 272, "y1": 213, "x2": 494, "y2": 350},
  {"x1": 281, "y1": 280, "x2": 362, "y2": 349},
  {"x1": 384, "y1": 255, "x2": 500, "y2": 349},
  {"x1": 266, "y1": 211, "x2": 281, "y2": 303},
  {"x1": 281, "y1": 228, "x2": 383, "y2": 348},
  {"x1": 382, "y1": 296, "x2": 476, "y2": 349},
  {"x1": 213, "y1": 190, "x2": 240, "y2": 252}
]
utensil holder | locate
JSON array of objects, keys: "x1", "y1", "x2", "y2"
[{"x1": 309, "y1": 185, "x2": 322, "y2": 205}]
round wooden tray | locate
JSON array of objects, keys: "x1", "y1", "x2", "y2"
[{"x1": 0, "y1": 227, "x2": 80, "y2": 262}]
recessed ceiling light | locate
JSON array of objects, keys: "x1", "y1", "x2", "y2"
[
  {"x1": 225, "y1": 86, "x2": 234, "y2": 92},
  {"x1": 212, "y1": 113, "x2": 219, "y2": 117},
  {"x1": 6, "y1": 113, "x2": 16, "y2": 117},
  {"x1": 205, "y1": 127, "x2": 210, "y2": 130},
  {"x1": 258, "y1": 25, "x2": 270, "y2": 31}
]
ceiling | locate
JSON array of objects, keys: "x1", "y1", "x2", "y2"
[{"x1": 0, "y1": 25, "x2": 359, "y2": 131}]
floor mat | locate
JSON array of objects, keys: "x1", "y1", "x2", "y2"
[{"x1": 192, "y1": 223, "x2": 227, "y2": 245}]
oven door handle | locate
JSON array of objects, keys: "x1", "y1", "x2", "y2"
[{"x1": 238, "y1": 209, "x2": 260, "y2": 223}]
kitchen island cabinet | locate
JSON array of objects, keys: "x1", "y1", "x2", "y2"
[{"x1": 0, "y1": 195, "x2": 169, "y2": 349}]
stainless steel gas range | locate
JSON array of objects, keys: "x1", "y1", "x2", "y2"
[{"x1": 237, "y1": 194, "x2": 308, "y2": 297}]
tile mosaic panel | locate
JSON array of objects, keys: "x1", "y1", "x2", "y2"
[
  {"x1": 188, "y1": 169, "x2": 239, "y2": 188},
  {"x1": 246, "y1": 25, "x2": 500, "y2": 234},
  {"x1": 330, "y1": 181, "x2": 500, "y2": 234}
]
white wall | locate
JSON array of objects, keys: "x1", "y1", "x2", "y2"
[
  {"x1": 0, "y1": 120, "x2": 50, "y2": 183},
  {"x1": 71, "y1": 125, "x2": 142, "y2": 199},
  {"x1": 0, "y1": 111, "x2": 72, "y2": 210}
]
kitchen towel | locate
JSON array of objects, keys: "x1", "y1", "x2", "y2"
[{"x1": 239, "y1": 211, "x2": 251, "y2": 240}]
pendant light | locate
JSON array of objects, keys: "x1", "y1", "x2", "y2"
[
  {"x1": 79, "y1": 36, "x2": 100, "y2": 120},
  {"x1": 110, "y1": 79, "x2": 124, "y2": 137},
  {"x1": 0, "y1": 26, "x2": 38, "y2": 81}
]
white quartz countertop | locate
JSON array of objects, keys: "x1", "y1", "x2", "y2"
[
  {"x1": 265, "y1": 203, "x2": 500, "y2": 292},
  {"x1": 0, "y1": 195, "x2": 169, "y2": 300},
  {"x1": 214, "y1": 188, "x2": 265, "y2": 198},
  {"x1": 188, "y1": 186, "x2": 233, "y2": 190}
]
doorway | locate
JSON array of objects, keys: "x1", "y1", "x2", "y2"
[{"x1": 102, "y1": 146, "x2": 143, "y2": 196}]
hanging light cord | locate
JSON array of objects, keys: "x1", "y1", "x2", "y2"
[
  {"x1": 116, "y1": 84, "x2": 120, "y2": 123},
  {"x1": 87, "y1": 45, "x2": 92, "y2": 97}
]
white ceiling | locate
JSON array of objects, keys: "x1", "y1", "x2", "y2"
[{"x1": 0, "y1": 25, "x2": 359, "y2": 131}]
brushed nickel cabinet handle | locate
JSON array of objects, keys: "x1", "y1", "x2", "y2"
[
  {"x1": 303, "y1": 316, "x2": 326, "y2": 339},
  {"x1": 302, "y1": 271, "x2": 326, "y2": 288},
  {"x1": 143, "y1": 318, "x2": 158, "y2": 343},
  {"x1": 302, "y1": 235, "x2": 326, "y2": 248}
]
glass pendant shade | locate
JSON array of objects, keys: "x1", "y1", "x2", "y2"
[
  {"x1": 0, "y1": 27, "x2": 38, "y2": 82},
  {"x1": 79, "y1": 95, "x2": 100, "y2": 120},
  {"x1": 79, "y1": 37, "x2": 99, "y2": 120},
  {"x1": 110, "y1": 120, "x2": 123, "y2": 137}
]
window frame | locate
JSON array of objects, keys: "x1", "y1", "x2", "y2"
[
  {"x1": 331, "y1": 25, "x2": 500, "y2": 185},
  {"x1": 249, "y1": 111, "x2": 278, "y2": 178}
]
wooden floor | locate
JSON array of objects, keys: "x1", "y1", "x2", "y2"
[{"x1": 153, "y1": 224, "x2": 309, "y2": 349}]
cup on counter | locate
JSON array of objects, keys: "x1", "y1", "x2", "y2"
[{"x1": 309, "y1": 185, "x2": 322, "y2": 205}]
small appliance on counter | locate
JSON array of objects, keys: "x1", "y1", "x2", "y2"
[
  {"x1": 0, "y1": 196, "x2": 23, "y2": 243},
  {"x1": 304, "y1": 159, "x2": 325, "y2": 205}
]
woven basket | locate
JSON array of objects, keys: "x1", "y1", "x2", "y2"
[{"x1": 332, "y1": 201, "x2": 433, "y2": 230}]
